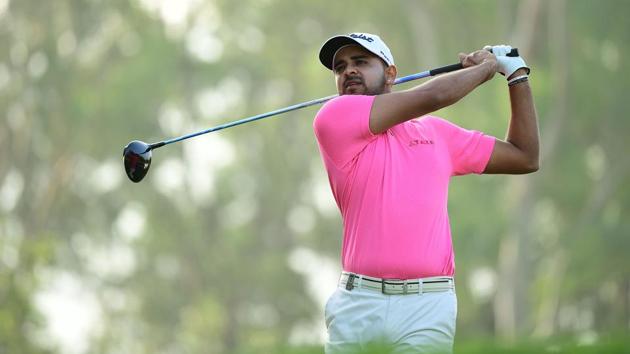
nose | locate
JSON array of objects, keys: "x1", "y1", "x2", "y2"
[{"x1": 344, "y1": 63, "x2": 358, "y2": 76}]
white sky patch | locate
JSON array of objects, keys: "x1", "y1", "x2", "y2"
[
  {"x1": 577, "y1": 330, "x2": 599, "y2": 346},
  {"x1": 237, "y1": 26, "x2": 265, "y2": 53},
  {"x1": 261, "y1": 79, "x2": 293, "y2": 108},
  {"x1": 90, "y1": 158, "x2": 123, "y2": 194},
  {"x1": 1, "y1": 240, "x2": 19, "y2": 269},
  {"x1": 75, "y1": 12, "x2": 123, "y2": 68},
  {"x1": 87, "y1": 241, "x2": 137, "y2": 279},
  {"x1": 287, "y1": 247, "x2": 340, "y2": 344},
  {"x1": 287, "y1": 204, "x2": 316, "y2": 235},
  {"x1": 137, "y1": 0, "x2": 204, "y2": 37},
  {"x1": 288, "y1": 247, "x2": 340, "y2": 308},
  {"x1": 1, "y1": 217, "x2": 22, "y2": 269},
  {"x1": 34, "y1": 270, "x2": 103, "y2": 354},
  {"x1": 238, "y1": 303, "x2": 279, "y2": 328},
  {"x1": 0, "y1": 167, "x2": 24, "y2": 212},
  {"x1": 219, "y1": 194, "x2": 258, "y2": 229},
  {"x1": 289, "y1": 320, "x2": 326, "y2": 346},
  {"x1": 306, "y1": 161, "x2": 338, "y2": 217},
  {"x1": 186, "y1": 13, "x2": 223, "y2": 62},
  {"x1": 468, "y1": 266, "x2": 497, "y2": 302},
  {"x1": 28, "y1": 51, "x2": 48, "y2": 79},
  {"x1": 0, "y1": 0, "x2": 9, "y2": 17},
  {"x1": 195, "y1": 77, "x2": 244, "y2": 121},
  {"x1": 158, "y1": 102, "x2": 189, "y2": 137},
  {"x1": 114, "y1": 202, "x2": 147, "y2": 241},
  {"x1": 183, "y1": 134, "x2": 235, "y2": 205},
  {"x1": 312, "y1": 178, "x2": 337, "y2": 217},
  {"x1": 57, "y1": 30, "x2": 78, "y2": 58},
  {"x1": 71, "y1": 232, "x2": 137, "y2": 279},
  {"x1": 71, "y1": 155, "x2": 99, "y2": 200},
  {"x1": 601, "y1": 40, "x2": 619, "y2": 71},
  {"x1": 152, "y1": 157, "x2": 186, "y2": 196},
  {"x1": 585, "y1": 144, "x2": 606, "y2": 181}
]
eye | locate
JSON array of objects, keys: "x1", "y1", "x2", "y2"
[{"x1": 333, "y1": 63, "x2": 345, "y2": 74}]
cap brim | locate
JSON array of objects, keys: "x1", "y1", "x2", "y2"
[{"x1": 319, "y1": 36, "x2": 362, "y2": 70}]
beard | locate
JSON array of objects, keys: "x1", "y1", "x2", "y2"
[{"x1": 343, "y1": 72, "x2": 387, "y2": 96}]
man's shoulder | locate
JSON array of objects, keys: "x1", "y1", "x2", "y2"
[
  {"x1": 318, "y1": 94, "x2": 375, "y2": 113},
  {"x1": 314, "y1": 95, "x2": 376, "y2": 128}
]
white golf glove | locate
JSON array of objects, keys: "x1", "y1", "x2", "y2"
[{"x1": 484, "y1": 45, "x2": 530, "y2": 79}]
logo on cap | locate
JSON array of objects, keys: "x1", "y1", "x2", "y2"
[{"x1": 350, "y1": 33, "x2": 374, "y2": 43}]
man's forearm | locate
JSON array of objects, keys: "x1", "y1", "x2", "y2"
[
  {"x1": 506, "y1": 71, "x2": 539, "y2": 169},
  {"x1": 369, "y1": 51, "x2": 497, "y2": 134},
  {"x1": 415, "y1": 61, "x2": 495, "y2": 110}
]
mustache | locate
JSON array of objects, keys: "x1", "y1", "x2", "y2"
[{"x1": 344, "y1": 76, "x2": 364, "y2": 88}]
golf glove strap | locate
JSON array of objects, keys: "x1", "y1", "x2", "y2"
[{"x1": 485, "y1": 44, "x2": 530, "y2": 79}]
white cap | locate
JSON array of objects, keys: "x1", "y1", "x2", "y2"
[{"x1": 319, "y1": 32, "x2": 395, "y2": 70}]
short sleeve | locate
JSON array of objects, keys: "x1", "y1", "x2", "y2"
[
  {"x1": 313, "y1": 95, "x2": 377, "y2": 169},
  {"x1": 428, "y1": 117, "x2": 496, "y2": 176}
]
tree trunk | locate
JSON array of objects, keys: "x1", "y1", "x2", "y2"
[{"x1": 493, "y1": 0, "x2": 544, "y2": 341}]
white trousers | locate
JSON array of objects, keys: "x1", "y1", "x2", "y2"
[{"x1": 324, "y1": 285, "x2": 457, "y2": 354}]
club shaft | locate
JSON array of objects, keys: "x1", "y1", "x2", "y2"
[
  {"x1": 149, "y1": 49, "x2": 516, "y2": 150},
  {"x1": 150, "y1": 68, "x2": 437, "y2": 149}
]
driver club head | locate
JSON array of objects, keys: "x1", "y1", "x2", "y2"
[{"x1": 123, "y1": 140, "x2": 152, "y2": 183}]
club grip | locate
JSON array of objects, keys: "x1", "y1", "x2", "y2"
[
  {"x1": 428, "y1": 48, "x2": 519, "y2": 77},
  {"x1": 428, "y1": 63, "x2": 463, "y2": 76},
  {"x1": 501, "y1": 48, "x2": 520, "y2": 57}
]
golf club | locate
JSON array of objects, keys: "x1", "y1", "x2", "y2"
[{"x1": 123, "y1": 48, "x2": 519, "y2": 182}]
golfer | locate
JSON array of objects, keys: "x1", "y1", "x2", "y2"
[{"x1": 313, "y1": 33, "x2": 539, "y2": 353}]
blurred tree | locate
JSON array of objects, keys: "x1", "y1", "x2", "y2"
[{"x1": 1, "y1": 0, "x2": 629, "y2": 353}]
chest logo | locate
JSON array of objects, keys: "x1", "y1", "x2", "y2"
[{"x1": 409, "y1": 139, "x2": 434, "y2": 146}]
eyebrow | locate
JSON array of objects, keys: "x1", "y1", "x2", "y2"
[{"x1": 334, "y1": 55, "x2": 370, "y2": 67}]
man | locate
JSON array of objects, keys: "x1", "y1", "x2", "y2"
[{"x1": 312, "y1": 33, "x2": 539, "y2": 353}]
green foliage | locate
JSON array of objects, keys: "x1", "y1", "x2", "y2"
[
  {"x1": 1, "y1": 0, "x2": 629, "y2": 353},
  {"x1": 254, "y1": 336, "x2": 630, "y2": 354}
]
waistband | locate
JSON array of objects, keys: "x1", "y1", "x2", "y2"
[{"x1": 339, "y1": 271, "x2": 454, "y2": 295}]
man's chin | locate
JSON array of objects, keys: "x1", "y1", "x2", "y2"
[
  {"x1": 343, "y1": 87, "x2": 365, "y2": 95},
  {"x1": 341, "y1": 86, "x2": 385, "y2": 96}
]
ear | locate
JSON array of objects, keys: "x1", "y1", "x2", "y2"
[{"x1": 385, "y1": 65, "x2": 398, "y2": 85}]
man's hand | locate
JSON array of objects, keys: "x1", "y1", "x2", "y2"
[
  {"x1": 458, "y1": 49, "x2": 498, "y2": 80},
  {"x1": 484, "y1": 45, "x2": 530, "y2": 79}
]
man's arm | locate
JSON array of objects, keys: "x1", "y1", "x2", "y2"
[
  {"x1": 369, "y1": 50, "x2": 497, "y2": 135},
  {"x1": 483, "y1": 68, "x2": 540, "y2": 174}
]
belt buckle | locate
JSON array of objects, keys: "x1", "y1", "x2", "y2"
[
  {"x1": 381, "y1": 279, "x2": 408, "y2": 295},
  {"x1": 345, "y1": 274, "x2": 356, "y2": 291}
]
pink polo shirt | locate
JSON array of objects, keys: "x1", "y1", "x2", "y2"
[{"x1": 313, "y1": 95, "x2": 495, "y2": 279}]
